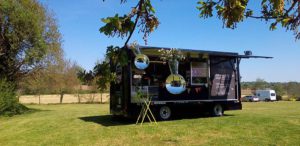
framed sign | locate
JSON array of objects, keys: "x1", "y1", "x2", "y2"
[{"x1": 191, "y1": 62, "x2": 208, "y2": 85}]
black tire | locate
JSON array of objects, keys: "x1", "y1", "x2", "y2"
[
  {"x1": 212, "y1": 104, "x2": 224, "y2": 117},
  {"x1": 158, "y1": 105, "x2": 172, "y2": 120}
]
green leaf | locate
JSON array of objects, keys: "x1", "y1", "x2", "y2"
[
  {"x1": 245, "y1": 10, "x2": 253, "y2": 17},
  {"x1": 215, "y1": 5, "x2": 223, "y2": 10},
  {"x1": 281, "y1": 18, "x2": 290, "y2": 27},
  {"x1": 270, "y1": 23, "x2": 277, "y2": 30},
  {"x1": 101, "y1": 18, "x2": 111, "y2": 23},
  {"x1": 261, "y1": 0, "x2": 267, "y2": 5},
  {"x1": 197, "y1": 1, "x2": 205, "y2": 5},
  {"x1": 150, "y1": 7, "x2": 156, "y2": 13}
]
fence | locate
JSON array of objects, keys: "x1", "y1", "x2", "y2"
[{"x1": 19, "y1": 93, "x2": 109, "y2": 104}]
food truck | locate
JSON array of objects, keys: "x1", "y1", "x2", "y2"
[{"x1": 110, "y1": 46, "x2": 271, "y2": 120}]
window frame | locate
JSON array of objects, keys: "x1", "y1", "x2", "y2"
[{"x1": 190, "y1": 61, "x2": 209, "y2": 86}]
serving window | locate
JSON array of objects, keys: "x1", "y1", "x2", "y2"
[{"x1": 190, "y1": 62, "x2": 208, "y2": 85}]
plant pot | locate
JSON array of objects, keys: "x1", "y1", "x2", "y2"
[{"x1": 168, "y1": 60, "x2": 179, "y2": 74}]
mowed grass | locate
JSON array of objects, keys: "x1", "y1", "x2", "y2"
[{"x1": 0, "y1": 102, "x2": 299, "y2": 146}]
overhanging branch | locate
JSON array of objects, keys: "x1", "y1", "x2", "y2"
[{"x1": 124, "y1": 0, "x2": 144, "y2": 46}]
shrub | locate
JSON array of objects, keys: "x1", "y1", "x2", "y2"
[
  {"x1": 288, "y1": 96, "x2": 297, "y2": 101},
  {"x1": 276, "y1": 95, "x2": 282, "y2": 101},
  {"x1": 0, "y1": 79, "x2": 28, "y2": 116}
]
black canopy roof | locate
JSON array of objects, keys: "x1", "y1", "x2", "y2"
[{"x1": 135, "y1": 45, "x2": 273, "y2": 59}]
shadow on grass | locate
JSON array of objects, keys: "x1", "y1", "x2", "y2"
[
  {"x1": 0, "y1": 108, "x2": 51, "y2": 117},
  {"x1": 171, "y1": 113, "x2": 235, "y2": 121},
  {"x1": 79, "y1": 113, "x2": 235, "y2": 127},
  {"x1": 79, "y1": 115, "x2": 136, "y2": 127},
  {"x1": 20, "y1": 108, "x2": 52, "y2": 116},
  {"x1": 28, "y1": 108, "x2": 52, "y2": 112}
]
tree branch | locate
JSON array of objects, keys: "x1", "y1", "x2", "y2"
[
  {"x1": 124, "y1": 0, "x2": 144, "y2": 47},
  {"x1": 245, "y1": 1, "x2": 299, "y2": 20},
  {"x1": 246, "y1": 15, "x2": 279, "y2": 19},
  {"x1": 286, "y1": 0, "x2": 298, "y2": 15}
]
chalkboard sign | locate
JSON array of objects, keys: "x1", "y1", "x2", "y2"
[{"x1": 210, "y1": 58, "x2": 236, "y2": 99}]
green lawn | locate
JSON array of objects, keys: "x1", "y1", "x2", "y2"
[{"x1": 0, "y1": 102, "x2": 299, "y2": 146}]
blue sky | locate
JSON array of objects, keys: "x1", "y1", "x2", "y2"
[{"x1": 39, "y1": 0, "x2": 300, "y2": 82}]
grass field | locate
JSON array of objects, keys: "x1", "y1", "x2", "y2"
[{"x1": 0, "y1": 102, "x2": 299, "y2": 146}]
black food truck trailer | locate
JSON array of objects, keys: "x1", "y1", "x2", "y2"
[{"x1": 110, "y1": 46, "x2": 271, "y2": 120}]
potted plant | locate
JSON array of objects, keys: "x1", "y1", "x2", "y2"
[{"x1": 158, "y1": 48, "x2": 185, "y2": 74}]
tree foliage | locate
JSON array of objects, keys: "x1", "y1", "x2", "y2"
[
  {"x1": 77, "y1": 69, "x2": 94, "y2": 86},
  {"x1": 271, "y1": 83, "x2": 286, "y2": 97},
  {"x1": 253, "y1": 78, "x2": 268, "y2": 90},
  {"x1": 0, "y1": 79, "x2": 28, "y2": 116},
  {"x1": 101, "y1": 0, "x2": 300, "y2": 44},
  {"x1": 197, "y1": 0, "x2": 300, "y2": 39},
  {"x1": 93, "y1": 59, "x2": 115, "y2": 103},
  {"x1": 241, "y1": 79, "x2": 300, "y2": 100},
  {"x1": 100, "y1": 0, "x2": 159, "y2": 45},
  {"x1": 0, "y1": 0, "x2": 63, "y2": 115},
  {"x1": 94, "y1": 60, "x2": 112, "y2": 90},
  {"x1": 286, "y1": 81, "x2": 300, "y2": 98},
  {"x1": 0, "y1": 0, "x2": 63, "y2": 82},
  {"x1": 106, "y1": 45, "x2": 128, "y2": 67},
  {"x1": 20, "y1": 59, "x2": 81, "y2": 95}
]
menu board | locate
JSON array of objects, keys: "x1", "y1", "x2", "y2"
[
  {"x1": 210, "y1": 58, "x2": 236, "y2": 99},
  {"x1": 211, "y1": 73, "x2": 234, "y2": 96}
]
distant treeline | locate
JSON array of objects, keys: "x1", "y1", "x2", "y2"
[{"x1": 241, "y1": 78, "x2": 300, "y2": 100}]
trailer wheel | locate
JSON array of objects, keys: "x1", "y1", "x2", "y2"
[
  {"x1": 212, "y1": 104, "x2": 223, "y2": 117},
  {"x1": 159, "y1": 106, "x2": 172, "y2": 120}
]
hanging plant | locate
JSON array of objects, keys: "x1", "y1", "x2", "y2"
[
  {"x1": 129, "y1": 41, "x2": 141, "y2": 55},
  {"x1": 129, "y1": 41, "x2": 150, "y2": 70},
  {"x1": 158, "y1": 48, "x2": 185, "y2": 74},
  {"x1": 158, "y1": 48, "x2": 185, "y2": 62},
  {"x1": 158, "y1": 48, "x2": 186, "y2": 95}
]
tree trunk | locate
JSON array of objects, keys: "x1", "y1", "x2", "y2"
[
  {"x1": 100, "y1": 93, "x2": 103, "y2": 104},
  {"x1": 38, "y1": 94, "x2": 41, "y2": 105},
  {"x1": 91, "y1": 94, "x2": 95, "y2": 103},
  {"x1": 78, "y1": 85, "x2": 81, "y2": 103},
  {"x1": 60, "y1": 92, "x2": 64, "y2": 104},
  {"x1": 77, "y1": 93, "x2": 81, "y2": 103}
]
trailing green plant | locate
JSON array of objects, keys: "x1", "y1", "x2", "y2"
[
  {"x1": 158, "y1": 48, "x2": 185, "y2": 74},
  {"x1": 158, "y1": 48, "x2": 185, "y2": 62},
  {"x1": 128, "y1": 41, "x2": 141, "y2": 55},
  {"x1": 135, "y1": 87, "x2": 147, "y2": 99}
]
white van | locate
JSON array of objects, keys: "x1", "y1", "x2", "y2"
[{"x1": 255, "y1": 90, "x2": 276, "y2": 101}]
